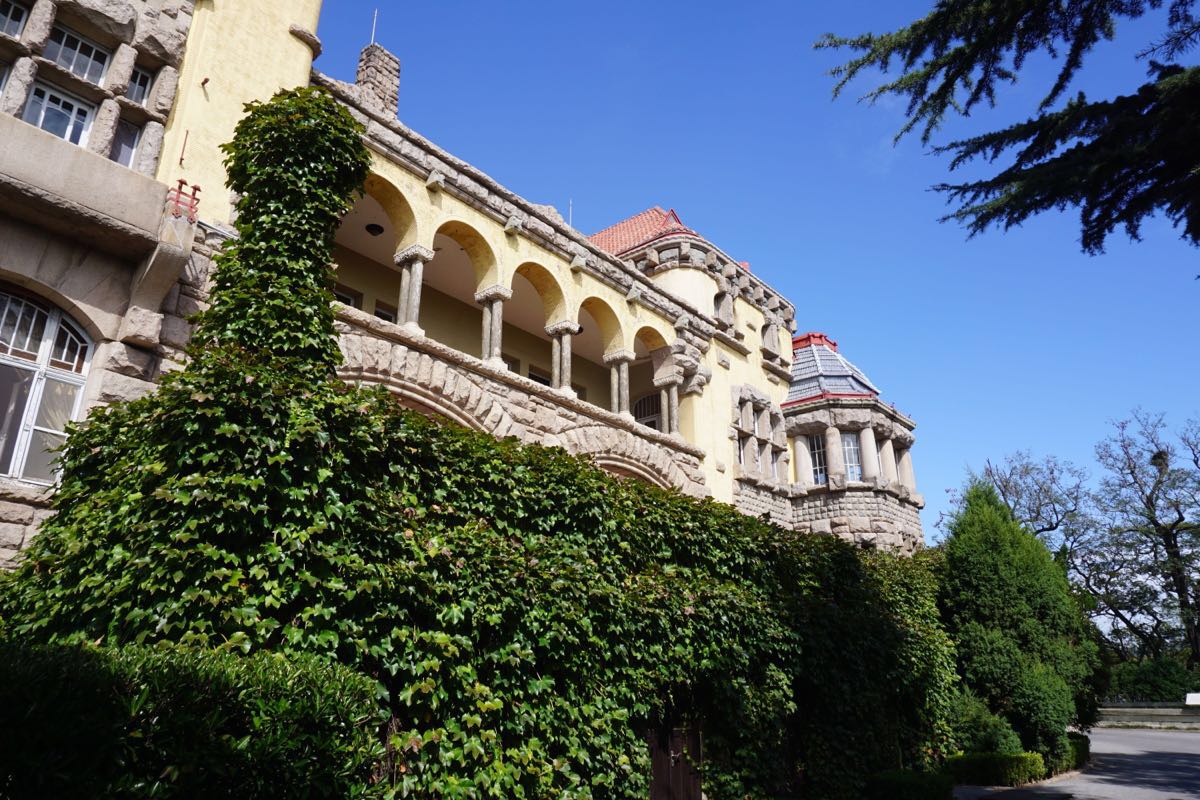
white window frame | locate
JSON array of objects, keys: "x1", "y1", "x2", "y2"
[
  {"x1": 110, "y1": 117, "x2": 141, "y2": 167},
  {"x1": 0, "y1": 0, "x2": 27, "y2": 38},
  {"x1": 24, "y1": 82, "x2": 95, "y2": 146},
  {"x1": 0, "y1": 290, "x2": 91, "y2": 485},
  {"x1": 808, "y1": 434, "x2": 827, "y2": 486},
  {"x1": 842, "y1": 429, "x2": 863, "y2": 482},
  {"x1": 127, "y1": 65, "x2": 153, "y2": 105},
  {"x1": 45, "y1": 24, "x2": 110, "y2": 84}
]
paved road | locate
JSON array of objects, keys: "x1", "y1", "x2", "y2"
[{"x1": 954, "y1": 729, "x2": 1200, "y2": 800}]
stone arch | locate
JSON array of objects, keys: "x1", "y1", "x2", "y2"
[
  {"x1": 363, "y1": 172, "x2": 420, "y2": 250},
  {"x1": 512, "y1": 261, "x2": 567, "y2": 325},
  {"x1": 0, "y1": 269, "x2": 108, "y2": 342},
  {"x1": 633, "y1": 325, "x2": 677, "y2": 384},
  {"x1": 435, "y1": 220, "x2": 497, "y2": 288},
  {"x1": 577, "y1": 296, "x2": 624, "y2": 355},
  {"x1": 559, "y1": 424, "x2": 691, "y2": 491},
  {"x1": 335, "y1": 331, "x2": 516, "y2": 439}
]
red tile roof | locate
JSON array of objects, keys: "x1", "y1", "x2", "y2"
[{"x1": 588, "y1": 206, "x2": 697, "y2": 256}]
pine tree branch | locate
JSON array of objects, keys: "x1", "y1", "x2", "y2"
[
  {"x1": 817, "y1": 0, "x2": 1169, "y2": 144},
  {"x1": 931, "y1": 64, "x2": 1200, "y2": 253}
]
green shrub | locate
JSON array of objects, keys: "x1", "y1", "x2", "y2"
[
  {"x1": 947, "y1": 689, "x2": 1022, "y2": 754},
  {"x1": 940, "y1": 484, "x2": 1102, "y2": 766},
  {"x1": 1108, "y1": 658, "x2": 1200, "y2": 702},
  {"x1": 0, "y1": 641, "x2": 385, "y2": 799},
  {"x1": 944, "y1": 752, "x2": 1046, "y2": 786},
  {"x1": 1068, "y1": 732, "x2": 1090, "y2": 770},
  {"x1": 864, "y1": 769, "x2": 954, "y2": 799}
]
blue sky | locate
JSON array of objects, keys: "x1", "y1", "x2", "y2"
[{"x1": 316, "y1": 2, "x2": 1198, "y2": 535}]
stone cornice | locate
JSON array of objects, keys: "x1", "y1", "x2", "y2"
[{"x1": 782, "y1": 395, "x2": 916, "y2": 430}]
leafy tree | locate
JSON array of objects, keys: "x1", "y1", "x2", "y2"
[
  {"x1": 980, "y1": 413, "x2": 1200, "y2": 668},
  {"x1": 1087, "y1": 411, "x2": 1200, "y2": 665},
  {"x1": 939, "y1": 483, "x2": 1101, "y2": 765},
  {"x1": 819, "y1": 1, "x2": 1200, "y2": 255}
]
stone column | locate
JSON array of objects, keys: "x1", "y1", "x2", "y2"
[
  {"x1": 474, "y1": 285, "x2": 512, "y2": 366},
  {"x1": 897, "y1": 447, "x2": 917, "y2": 492},
  {"x1": 545, "y1": 321, "x2": 579, "y2": 395},
  {"x1": 878, "y1": 438, "x2": 898, "y2": 486},
  {"x1": 0, "y1": 57, "x2": 36, "y2": 117},
  {"x1": 859, "y1": 427, "x2": 880, "y2": 484},
  {"x1": 793, "y1": 437, "x2": 813, "y2": 488},
  {"x1": 619, "y1": 361, "x2": 630, "y2": 414},
  {"x1": 393, "y1": 245, "x2": 434, "y2": 335},
  {"x1": 603, "y1": 350, "x2": 634, "y2": 416},
  {"x1": 824, "y1": 426, "x2": 846, "y2": 488},
  {"x1": 667, "y1": 382, "x2": 680, "y2": 435},
  {"x1": 86, "y1": 98, "x2": 121, "y2": 157}
]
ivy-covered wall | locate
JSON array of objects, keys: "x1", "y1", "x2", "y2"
[{"x1": 0, "y1": 88, "x2": 957, "y2": 799}]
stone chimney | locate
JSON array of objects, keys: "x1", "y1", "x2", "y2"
[{"x1": 356, "y1": 43, "x2": 400, "y2": 117}]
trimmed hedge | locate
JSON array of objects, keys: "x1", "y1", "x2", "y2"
[
  {"x1": 944, "y1": 752, "x2": 1045, "y2": 786},
  {"x1": 0, "y1": 642, "x2": 386, "y2": 799},
  {"x1": 864, "y1": 769, "x2": 954, "y2": 799},
  {"x1": 1068, "y1": 732, "x2": 1090, "y2": 770}
]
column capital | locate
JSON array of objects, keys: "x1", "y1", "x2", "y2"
[
  {"x1": 544, "y1": 319, "x2": 581, "y2": 337},
  {"x1": 474, "y1": 284, "x2": 513, "y2": 304},
  {"x1": 602, "y1": 349, "x2": 636, "y2": 366},
  {"x1": 393, "y1": 244, "x2": 435, "y2": 268},
  {"x1": 652, "y1": 372, "x2": 683, "y2": 389}
]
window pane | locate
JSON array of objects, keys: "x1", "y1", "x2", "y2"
[
  {"x1": 128, "y1": 67, "x2": 152, "y2": 104},
  {"x1": 0, "y1": 296, "x2": 47, "y2": 359},
  {"x1": 110, "y1": 119, "x2": 139, "y2": 167},
  {"x1": 21, "y1": 86, "x2": 44, "y2": 126},
  {"x1": 842, "y1": 431, "x2": 862, "y2": 482},
  {"x1": 21, "y1": 429, "x2": 63, "y2": 483},
  {"x1": 0, "y1": 1, "x2": 27, "y2": 37},
  {"x1": 35, "y1": 378, "x2": 77, "y2": 432},
  {"x1": 0, "y1": 363, "x2": 34, "y2": 474},
  {"x1": 50, "y1": 320, "x2": 87, "y2": 372}
]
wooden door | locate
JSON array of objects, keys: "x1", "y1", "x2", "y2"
[{"x1": 649, "y1": 725, "x2": 701, "y2": 800}]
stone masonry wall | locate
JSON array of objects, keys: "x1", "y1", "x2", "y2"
[
  {"x1": 793, "y1": 488, "x2": 923, "y2": 554},
  {"x1": 0, "y1": 0, "x2": 194, "y2": 176}
]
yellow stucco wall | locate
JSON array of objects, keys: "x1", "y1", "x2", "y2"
[
  {"x1": 649, "y1": 268, "x2": 717, "y2": 318},
  {"x1": 158, "y1": 0, "x2": 322, "y2": 223},
  {"x1": 164, "y1": 6, "x2": 795, "y2": 501}
]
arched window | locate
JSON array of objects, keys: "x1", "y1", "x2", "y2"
[
  {"x1": 632, "y1": 393, "x2": 661, "y2": 432},
  {"x1": 0, "y1": 289, "x2": 91, "y2": 483}
]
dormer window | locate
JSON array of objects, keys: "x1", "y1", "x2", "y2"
[
  {"x1": 45, "y1": 25, "x2": 110, "y2": 84},
  {"x1": 0, "y1": 1, "x2": 27, "y2": 38}
]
